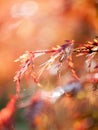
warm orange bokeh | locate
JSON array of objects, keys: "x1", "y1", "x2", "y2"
[
  {"x1": 0, "y1": 0, "x2": 98, "y2": 129},
  {"x1": 0, "y1": 0, "x2": 97, "y2": 87}
]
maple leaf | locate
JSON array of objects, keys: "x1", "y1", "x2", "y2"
[
  {"x1": 74, "y1": 38, "x2": 98, "y2": 72},
  {"x1": 14, "y1": 40, "x2": 75, "y2": 97},
  {"x1": 14, "y1": 38, "x2": 98, "y2": 97}
]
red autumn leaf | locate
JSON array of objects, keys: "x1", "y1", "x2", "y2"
[
  {"x1": 14, "y1": 40, "x2": 74, "y2": 96},
  {"x1": 0, "y1": 96, "x2": 16, "y2": 130}
]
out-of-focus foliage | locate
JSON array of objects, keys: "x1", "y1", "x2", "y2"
[{"x1": 0, "y1": 0, "x2": 98, "y2": 130}]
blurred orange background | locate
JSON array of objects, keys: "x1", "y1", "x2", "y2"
[
  {"x1": 0, "y1": 1, "x2": 98, "y2": 130},
  {"x1": 0, "y1": 0, "x2": 98, "y2": 95}
]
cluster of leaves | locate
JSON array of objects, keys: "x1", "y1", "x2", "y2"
[
  {"x1": 14, "y1": 38, "x2": 98, "y2": 97},
  {"x1": 0, "y1": 38, "x2": 98, "y2": 130}
]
